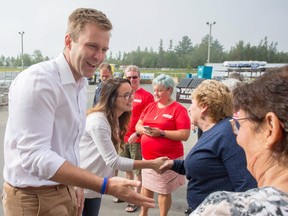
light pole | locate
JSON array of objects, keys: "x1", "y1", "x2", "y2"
[
  {"x1": 19, "y1": 31, "x2": 25, "y2": 70},
  {"x1": 206, "y1": 21, "x2": 216, "y2": 64}
]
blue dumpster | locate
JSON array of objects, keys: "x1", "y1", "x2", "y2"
[{"x1": 197, "y1": 66, "x2": 212, "y2": 79}]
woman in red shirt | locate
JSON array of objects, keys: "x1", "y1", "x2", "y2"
[{"x1": 136, "y1": 74, "x2": 191, "y2": 216}]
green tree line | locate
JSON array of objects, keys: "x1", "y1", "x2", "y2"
[
  {"x1": 108, "y1": 35, "x2": 288, "y2": 68},
  {"x1": 0, "y1": 50, "x2": 49, "y2": 68},
  {"x1": 1, "y1": 35, "x2": 288, "y2": 69}
]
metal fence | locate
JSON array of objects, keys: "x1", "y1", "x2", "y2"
[{"x1": 0, "y1": 72, "x2": 20, "y2": 105}]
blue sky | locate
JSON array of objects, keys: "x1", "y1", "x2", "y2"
[{"x1": 1, "y1": 0, "x2": 287, "y2": 60}]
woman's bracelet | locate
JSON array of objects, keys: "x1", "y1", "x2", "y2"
[{"x1": 101, "y1": 177, "x2": 109, "y2": 195}]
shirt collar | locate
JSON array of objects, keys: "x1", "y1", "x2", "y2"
[{"x1": 56, "y1": 53, "x2": 88, "y2": 88}]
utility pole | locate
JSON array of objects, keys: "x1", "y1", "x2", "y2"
[
  {"x1": 206, "y1": 22, "x2": 216, "y2": 64},
  {"x1": 19, "y1": 31, "x2": 25, "y2": 70}
]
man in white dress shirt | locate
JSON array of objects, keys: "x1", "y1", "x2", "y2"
[{"x1": 2, "y1": 8, "x2": 154, "y2": 216}]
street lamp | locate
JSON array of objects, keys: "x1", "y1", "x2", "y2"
[
  {"x1": 19, "y1": 31, "x2": 25, "y2": 70},
  {"x1": 206, "y1": 21, "x2": 216, "y2": 64}
]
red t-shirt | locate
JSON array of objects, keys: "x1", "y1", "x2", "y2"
[
  {"x1": 140, "y1": 101, "x2": 191, "y2": 160},
  {"x1": 124, "y1": 88, "x2": 154, "y2": 142}
]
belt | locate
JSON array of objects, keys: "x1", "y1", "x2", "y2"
[
  {"x1": 19, "y1": 184, "x2": 66, "y2": 190},
  {"x1": 6, "y1": 182, "x2": 66, "y2": 191}
]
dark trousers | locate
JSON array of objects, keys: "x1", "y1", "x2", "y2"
[{"x1": 82, "y1": 197, "x2": 102, "y2": 216}]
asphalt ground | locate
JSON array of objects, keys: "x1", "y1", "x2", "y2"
[{"x1": 0, "y1": 83, "x2": 197, "y2": 216}]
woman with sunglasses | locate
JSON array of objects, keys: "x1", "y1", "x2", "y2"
[
  {"x1": 190, "y1": 66, "x2": 288, "y2": 215},
  {"x1": 79, "y1": 78, "x2": 167, "y2": 216},
  {"x1": 160, "y1": 79, "x2": 257, "y2": 215}
]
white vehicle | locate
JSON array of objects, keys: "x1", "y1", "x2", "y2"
[{"x1": 223, "y1": 61, "x2": 267, "y2": 69}]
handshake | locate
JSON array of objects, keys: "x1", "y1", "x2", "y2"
[{"x1": 150, "y1": 157, "x2": 174, "y2": 174}]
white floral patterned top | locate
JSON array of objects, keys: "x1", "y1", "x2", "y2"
[{"x1": 190, "y1": 187, "x2": 288, "y2": 216}]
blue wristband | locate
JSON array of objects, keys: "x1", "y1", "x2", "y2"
[{"x1": 101, "y1": 177, "x2": 108, "y2": 195}]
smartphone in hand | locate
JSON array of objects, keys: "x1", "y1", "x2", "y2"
[
  {"x1": 143, "y1": 126, "x2": 152, "y2": 130},
  {"x1": 143, "y1": 126, "x2": 152, "y2": 134}
]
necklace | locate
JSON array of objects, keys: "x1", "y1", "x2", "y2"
[
  {"x1": 154, "y1": 101, "x2": 172, "y2": 120},
  {"x1": 154, "y1": 107, "x2": 167, "y2": 120}
]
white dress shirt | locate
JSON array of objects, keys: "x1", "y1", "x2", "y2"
[
  {"x1": 3, "y1": 53, "x2": 87, "y2": 187},
  {"x1": 79, "y1": 112, "x2": 134, "y2": 198}
]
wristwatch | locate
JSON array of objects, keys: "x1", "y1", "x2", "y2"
[
  {"x1": 135, "y1": 132, "x2": 141, "y2": 137},
  {"x1": 160, "y1": 130, "x2": 165, "y2": 137}
]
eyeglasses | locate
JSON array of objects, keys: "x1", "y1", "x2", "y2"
[
  {"x1": 118, "y1": 90, "x2": 135, "y2": 101},
  {"x1": 126, "y1": 76, "x2": 138, "y2": 80},
  {"x1": 229, "y1": 117, "x2": 250, "y2": 135}
]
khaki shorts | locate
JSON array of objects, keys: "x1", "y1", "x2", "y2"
[
  {"x1": 119, "y1": 142, "x2": 142, "y2": 176},
  {"x1": 2, "y1": 182, "x2": 77, "y2": 216}
]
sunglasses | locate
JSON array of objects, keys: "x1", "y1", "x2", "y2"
[{"x1": 126, "y1": 76, "x2": 138, "y2": 80}]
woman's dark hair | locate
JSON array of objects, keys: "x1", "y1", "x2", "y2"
[
  {"x1": 87, "y1": 78, "x2": 131, "y2": 147},
  {"x1": 233, "y1": 65, "x2": 288, "y2": 157}
]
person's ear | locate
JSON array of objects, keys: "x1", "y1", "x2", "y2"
[
  {"x1": 200, "y1": 103, "x2": 208, "y2": 114},
  {"x1": 65, "y1": 34, "x2": 72, "y2": 49},
  {"x1": 264, "y1": 112, "x2": 283, "y2": 150}
]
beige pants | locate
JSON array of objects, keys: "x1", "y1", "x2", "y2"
[{"x1": 2, "y1": 182, "x2": 77, "y2": 216}]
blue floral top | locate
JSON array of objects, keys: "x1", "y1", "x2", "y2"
[{"x1": 190, "y1": 187, "x2": 288, "y2": 216}]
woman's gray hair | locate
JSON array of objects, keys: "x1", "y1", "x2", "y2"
[{"x1": 152, "y1": 74, "x2": 175, "y2": 92}]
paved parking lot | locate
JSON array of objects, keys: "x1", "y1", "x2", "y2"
[{"x1": 0, "y1": 83, "x2": 197, "y2": 216}]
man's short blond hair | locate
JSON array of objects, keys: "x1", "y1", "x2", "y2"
[
  {"x1": 67, "y1": 8, "x2": 113, "y2": 42},
  {"x1": 125, "y1": 65, "x2": 140, "y2": 76}
]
